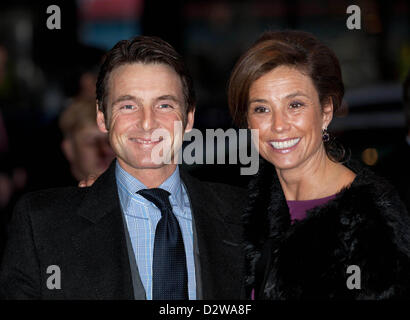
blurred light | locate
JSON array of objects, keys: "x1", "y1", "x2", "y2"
[
  {"x1": 77, "y1": 0, "x2": 143, "y2": 50},
  {"x1": 15, "y1": 17, "x2": 32, "y2": 47},
  {"x1": 365, "y1": 12, "x2": 382, "y2": 34},
  {"x1": 361, "y1": 148, "x2": 378, "y2": 166}
]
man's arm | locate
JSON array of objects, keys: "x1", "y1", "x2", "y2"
[{"x1": 0, "y1": 195, "x2": 42, "y2": 299}]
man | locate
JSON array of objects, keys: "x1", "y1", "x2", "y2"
[
  {"x1": 59, "y1": 98, "x2": 115, "y2": 182},
  {"x1": 0, "y1": 36, "x2": 246, "y2": 299}
]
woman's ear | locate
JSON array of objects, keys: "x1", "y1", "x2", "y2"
[{"x1": 322, "y1": 98, "x2": 334, "y2": 129}]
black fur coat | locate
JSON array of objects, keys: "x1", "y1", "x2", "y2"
[{"x1": 244, "y1": 158, "x2": 410, "y2": 300}]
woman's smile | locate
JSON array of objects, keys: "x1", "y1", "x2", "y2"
[{"x1": 269, "y1": 137, "x2": 301, "y2": 153}]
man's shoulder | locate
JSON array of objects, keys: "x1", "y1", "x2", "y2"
[
  {"x1": 14, "y1": 186, "x2": 88, "y2": 220},
  {"x1": 18, "y1": 186, "x2": 85, "y2": 205}
]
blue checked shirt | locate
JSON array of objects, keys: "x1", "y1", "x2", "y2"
[{"x1": 116, "y1": 162, "x2": 196, "y2": 300}]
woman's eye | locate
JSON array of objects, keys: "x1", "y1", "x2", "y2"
[
  {"x1": 254, "y1": 106, "x2": 269, "y2": 113},
  {"x1": 289, "y1": 102, "x2": 303, "y2": 109}
]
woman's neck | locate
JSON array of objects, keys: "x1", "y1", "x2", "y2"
[{"x1": 276, "y1": 149, "x2": 354, "y2": 201}]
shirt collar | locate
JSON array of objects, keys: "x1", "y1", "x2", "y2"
[{"x1": 115, "y1": 160, "x2": 185, "y2": 211}]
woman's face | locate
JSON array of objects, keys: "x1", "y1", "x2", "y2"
[{"x1": 247, "y1": 65, "x2": 333, "y2": 171}]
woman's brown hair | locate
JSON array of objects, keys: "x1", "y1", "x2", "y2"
[{"x1": 228, "y1": 30, "x2": 346, "y2": 161}]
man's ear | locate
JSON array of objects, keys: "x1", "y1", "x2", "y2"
[
  {"x1": 322, "y1": 98, "x2": 334, "y2": 129},
  {"x1": 184, "y1": 108, "x2": 195, "y2": 133},
  {"x1": 61, "y1": 138, "x2": 75, "y2": 164},
  {"x1": 96, "y1": 104, "x2": 108, "y2": 133}
]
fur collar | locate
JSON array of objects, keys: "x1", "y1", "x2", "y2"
[{"x1": 242, "y1": 157, "x2": 410, "y2": 293}]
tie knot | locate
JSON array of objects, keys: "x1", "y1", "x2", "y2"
[{"x1": 137, "y1": 188, "x2": 172, "y2": 212}]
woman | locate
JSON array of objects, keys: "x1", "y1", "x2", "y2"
[{"x1": 228, "y1": 30, "x2": 410, "y2": 299}]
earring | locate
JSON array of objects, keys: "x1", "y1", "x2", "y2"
[{"x1": 322, "y1": 128, "x2": 330, "y2": 142}]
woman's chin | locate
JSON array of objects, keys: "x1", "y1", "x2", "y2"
[{"x1": 263, "y1": 154, "x2": 301, "y2": 171}]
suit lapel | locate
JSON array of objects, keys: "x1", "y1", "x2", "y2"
[
  {"x1": 180, "y1": 169, "x2": 244, "y2": 299},
  {"x1": 71, "y1": 161, "x2": 135, "y2": 299}
]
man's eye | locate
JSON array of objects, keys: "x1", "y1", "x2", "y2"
[
  {"x1": 158, "y1": 104, "x2": 173, "y2": 109},
  {"x1": 119, "y1": 104, "x2": 135, "y2": 110}
]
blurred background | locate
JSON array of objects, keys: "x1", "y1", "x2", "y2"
[{"x1": 0, "y1": 0, "x2": 409, "y2": 240}]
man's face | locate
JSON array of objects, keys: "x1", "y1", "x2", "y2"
[
  {"x1": 64, "y1": 125, "x2": 115, "y2": 181},
  {"x1": 97, "y1": 63, "x2": 194, "y2": 176}
]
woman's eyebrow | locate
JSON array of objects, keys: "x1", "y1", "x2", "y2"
[
  {"x1": 249, "y1": 98, "x2": 269, "y2": 104},
  {"x1": 285, "y1": 91, "x2": 309, "y2": 99}
]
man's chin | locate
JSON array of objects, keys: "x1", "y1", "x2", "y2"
[
  {"x1": 126, "y1": 160, "x2": 171, "y2": 170},
  {"x1": 135, "y1": 164, "x2": 169, "y2": 169},
  {"x1": 117, "y1": 155, "x2": 177, "y2": 171}
]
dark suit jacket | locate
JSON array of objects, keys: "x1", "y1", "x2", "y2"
[{"x1": 0, "y1": 162, "x2": 246, "y2": 299}]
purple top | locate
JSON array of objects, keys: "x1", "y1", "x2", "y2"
[{"x1": 287, "y1": 194, "x2": 337, "y2": 223}]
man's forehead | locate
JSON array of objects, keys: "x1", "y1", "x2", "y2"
[
  {"x1": 109, "y1": 62, "x2": 180, "y2": 84},
  {"x1": 107, "y1": 62, "x2": 184, "y2": 99}
]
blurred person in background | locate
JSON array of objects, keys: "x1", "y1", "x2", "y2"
[
  {"x1": 0, "y1": 152, "x2": 27, "y2": 264},
  {"x1": 59, "y1": 98, "x2": 115, "y2": 182},
  {"x1": 0, "y1": 43, "x2": 28, "y2": 263},
  {"x1": 228, "y1": 30, "x2": 410, "y2": 300}
]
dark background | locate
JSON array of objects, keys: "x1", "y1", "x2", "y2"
[{"x1": 0, "y1": 0, "x2": 409, "y2": 199}]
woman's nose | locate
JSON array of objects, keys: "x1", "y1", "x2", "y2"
[{"x1": 272, "y1": 110, "x2": 290, "y2": 133}]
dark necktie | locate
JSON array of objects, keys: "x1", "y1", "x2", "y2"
[{"x1": 137, "y1": 188, "x2": 188, "y2": 300}]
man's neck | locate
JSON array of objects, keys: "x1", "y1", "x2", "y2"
[{"x1": 117, "y1": 159, "x2": 177, "y2": 188}]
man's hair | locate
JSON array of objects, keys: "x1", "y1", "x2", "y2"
[
  {"x1": 59, "y1": 98, "x2": 97, "y2": 138},
  {"x1": 96, "y1": 36, "x2": 195, "y2": 120}
]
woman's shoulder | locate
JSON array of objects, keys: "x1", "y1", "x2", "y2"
[
  {"x1": 334, "y1": 160, "x2": 408, "y2": 224},
  {"x1": 335, "y1": 160, "x2": 410, "y2": 250},
  {"x1": 340, "y1": 160, "x2": 405, "y2": 212}
]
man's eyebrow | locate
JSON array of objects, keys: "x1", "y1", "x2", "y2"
[
  {"x1": 155, "y1": 95, "x2": 182, "y2": 104},
  {"x1": 111, "y1": 94, "x2": 182, "y2": 106},
  {"x1": 112, "y1": 95, "x2": 139, "y2": 106}
]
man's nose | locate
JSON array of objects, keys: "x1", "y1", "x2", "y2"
[{"x1": 140, "y1": 107, "x2": 156, "y2": 131}]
